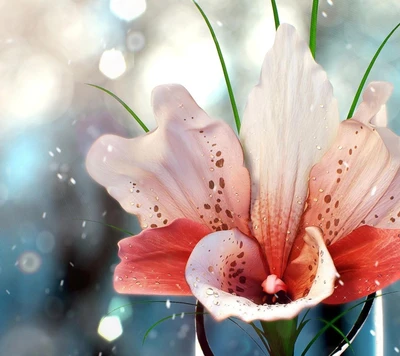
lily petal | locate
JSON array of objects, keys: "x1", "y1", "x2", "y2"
[
  {"x1": 284, "y1": 227, "x2": 338, "y2": 301},
  {"x1": 86, "y1": 84, "x2": 250, "y2": 233},
  {"x1": 114, "y1": 218, "x2": 210, "y2": 295},
  {"x1": 297, "y1": 119, "x2": 396, "y2": 247},
  {"x1": 186, "y1": 227, "x2": 337, "y2": 322},
  {"x1": 324, "y1": 225, "x2": 400, "y2": 304},
  {"x1": 240, "y1": 24, "x2": 339, "y2": 277}
]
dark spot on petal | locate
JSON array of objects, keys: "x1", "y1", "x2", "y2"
[
  {"x1": 216, "y1": 158, "x2": 224, "y2": 168},
  {"x1": 237, "y1": 252, "x2": 244, "y2": 259},
  {"x1": 204, "y1": 204, "x2": 211, "y2": 210},
  {"x1": 209, "y1": 180, "x2": 215, "y2": 189}
]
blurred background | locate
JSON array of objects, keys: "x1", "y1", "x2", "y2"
[{"x1": 0, "y1": 0, "x2": 400, "y2": 355}]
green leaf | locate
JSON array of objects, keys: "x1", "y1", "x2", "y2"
[
  {"x1": 270, "y1": 0, "x2": 280, "y2": 30},
  {"x1": 73, "y1": 218, "x2": 134, "y2": 236},
  {"x1": 192, "y1": 1, "x2": 241, "y2": 133},
  {"x1": 230, "y1": 320, "x2": 269, "y2": 356},
  {"x1": 318, "y1": 318, "x2": 355, "y2": 354},
  {"x1": 347, "y1": 22, "x2": 400, "y2": 119},
  {"x1": 309, "y1": 0, "x2": 319, "y2": 58},
  {"x1": 87, "y1": 83, "x2": 149, "y2": 132}
]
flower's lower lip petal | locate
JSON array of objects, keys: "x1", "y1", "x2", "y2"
[
  {"x1": 114, "y1": 218, "x2": 210, "y2": 296},
  {"x1": 186, "y1": 227, "x2": 337, "y2": 322},
  {"x1": 86, "y1": 84, "x2": 251, "y2": 234},
  {"x1": 240, "y1": 24, "x2": 339, "y2": 277},
  {"x1": 324, "y1": 225, "x2": 400, "y2": 304}
]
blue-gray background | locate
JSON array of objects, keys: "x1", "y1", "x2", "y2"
[{"x1": 0, "y1": 0, "x2": 399, "y2": 355}]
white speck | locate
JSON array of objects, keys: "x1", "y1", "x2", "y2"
[
  {"x1": 180, "y1": 312, "x2": 185, "y2": 319},
  {"x1": 375, "y1": 261, "x2": 379, "y2": 267},
  {"x1": 335, "y1": 272, "x2": 341, "y2": 278},
  {"x1": 107, "y1": 145, "x2": 113, "y2": 152},
  {"x1": 11, "y1": 245, "x2": 16, "y2": 250},
  {"x1": 166, "y1": 299, "x2": 171, "y2": 309},
  {"x1": 56, "y1": 147, "x2": 61, "y2": 153},
  {"x1": 316, "y1": 145, "x2": 321, "y2": 150},
  {"x1": 5, "y1": 290, "x2": 10, "y2": 295},
  {"x1": 81, "y1": 233, "x2": 87, "y2": 239},
  {"x1": 216, "y1": 20, "x2": 223, "y2": 27},
  {"x1": 206, "y1": 288, "x2": 214, "y2": 295},
  {"x1": 322, "y1": 11, "x2": 327, "y2": 17},
  {"x1": 394, "y1": 347, "x2": 399, "y2": 353},
  {"x1": 57, "y1": 173, "x2": 63, "y2": 180},
  {"x1": 70, "y1": 262, "x2": 75, "y2": 267},
  {"x1": 48, "y1": 151, "x2": 54, "y2": 157},
  {"x1": 327, "y1": 0, "x2": 333, "y2": 5},
  {"x1": 102, "y1": 211, "x2": 107, "y2": 217},
  {"x1": 370, "y1": 186, "x2": 377, "y2": 196},
  {"x1": 82, "y1": 221, "x2": 86, "y2": 228},
  {"x1": 42, "y1": 212, "x2": 47, "y2": 219},
  {"x1": 69, "y1": 177, "x2": 76, "y2": 185},
  {"x1": 370, "y1": 329, "x2": 376, "y2": 336},
  {"x1": 370, "y1": 86, "x2": 376, "y2": 93},
  {"x1": 374, "y1": 280, "x2": 380, "y2": 286},
  {"x1": 338, "y1": 279, "x2": 344, "y2": 286},
  {"x1": 338, "y1": 146, "x2": 343, "y2": 150},
  {"x1": 60, "y1": 279, "x2": 64, "y2": 287}
]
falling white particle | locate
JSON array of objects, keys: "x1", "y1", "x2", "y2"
[
  {"x1": 394, "y1": 347, "x2": 399, "y2": 353},
  {"x1": 56, "y1": 147, "x2": 61, "y2": 153},
  {"x1": 370, "y1": 329, "x2": 376, "y2": 336},
  {"x1": 11, "y1": 245, "x2": 16, "y2": 250},
  {"x1": 166, "y1": 299, "x2": 171, "y2": 309},
  {"x1": 107, "y1": 145, "x2": 113, "y2": 152},
  {"x1": 57, "y1": 173, "x2": 63, "y2": 180},
  {"x1": 6, "y1": 290, "x2": 10, "y2": 295},
  {"x1": 172, "y1": 313, "x2": 176, "y2": 320},
  {"x1": 322, "y1": 11, "x2": 327, "y2": 17},
  {"x1": 81, "y1": 233, "x2": 87, "y2": 239},
  {"x1": 60, "y1": 279, "x2": 64, "y2": 287},
  {"x1": 42, "y1": 212, "x2": 47, "y2": 219},
  {"x1": 327, "y1": 0, "x2": 333, "y2": 5},
  {"x1": 338, "y1": 279, "x2": 344, "y2": 286},
  {"x1": 49, "y1": 151, "x2": 54, "y2": 157},
  {"x1": 374, "y1": 280, "x2": 380, "y2": 286},
  {"x1": 180, "y1": 312, "x2": 185, "y2": 319},
  {"x1": 216, "y1": 20, "x2": 223, "y2": 27},
  {"x1": 375, "y1": 261, "x2": 379, "y2": 267},
  {"x1": 69, "y1": 178, "x2": 76, "y2": 185},
  {"x1": 102, "y1": 211, "x2": 107, "y2": 217},
  {"x1": 370, "y1": 86, "x2": 376, "y2": 92},
  {"x1": 82, "y1": 221, "x2": 86, "y2": 228},
  {"x1": 70, "y1": 262, "x2": 75, "y2": 267}
]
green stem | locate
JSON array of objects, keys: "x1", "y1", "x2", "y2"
[
  {"x1": 260, "y1": 317, "x2": 298, "y2": 356},
  {"x1": 309, "y1": 0, "x2": 319, "y2": 58},
  {"x1": 270, "y1": 0, "x2": 280, "y2": 30}
]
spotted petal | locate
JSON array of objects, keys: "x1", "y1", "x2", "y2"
[
  {"x1": 240, "y1": 24, "x2": 339, "y2": 277},
  {"x1": 86, "y1": 84, "x2": 250, "y2": 234},
  {"x1": 186, "y1": 227, "x2": 337, "y2": 322},
  {"x1": 324, "y1": 225, "x2": 400, "y2": 304},
  {"x1": 115, "y1": 218, "x2": 210, "y2": 295}
]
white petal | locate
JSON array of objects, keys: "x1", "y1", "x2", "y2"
[{"x1": 240, "y1": 24, "x2": 339, "y2": 277}]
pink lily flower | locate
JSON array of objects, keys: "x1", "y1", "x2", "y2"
[{"x1": 86, "y1": 24, "x2": 400, "y2": 322}]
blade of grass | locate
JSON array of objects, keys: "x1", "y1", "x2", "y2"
[
  {"x1": 309, "y1": 0, "x2": 319, "y2": 58},
  {"x1": 143, "y1": 311, "x2": 207, "y2": 344},
  {"x1": 270, "y1": 0, "x2": 280, "y2": 30},
  {"x1": 249, "y1": 322, "x2": 272, "y2": 355},
  {"x1": 87, "y1": 83, "x2": 149, "y2": 132},
  {"x1": 301, "y1": 291, "x2": 397, "y2": 356},
  {"x1": 192, "y1": 1, "x2": 241, "y2": 133},
  {"x1": 230, "y1": 320, "x2": 269, "y2": 356},
  {"x1": 328, "y1": 292, "x2": 375, "y2": 356},
  {"x1": 73, "y1": 218, "x2": 134, "y2": 236},
  {"x1": 318, "y1": 318, "x2": 355, "y2": 354},
  {"x1": 347, "y1": 22, "x2": 400, "y2": 119}
]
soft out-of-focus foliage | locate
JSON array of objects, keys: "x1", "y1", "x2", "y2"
[{"x1": 1, "y1": 0, "x2": 399, "y2": 355}]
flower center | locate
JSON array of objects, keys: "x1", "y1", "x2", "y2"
[{"x1": 261, "y1": 274, "x2": 291, "y2": 304}]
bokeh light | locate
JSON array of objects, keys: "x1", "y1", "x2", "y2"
[
  {"x1": 99, "y1": 49, "x2": 127, "y2": 79},
  {"x1": 110, "y1": 0, "x2": 147, "y2": 22},
  {"x1": 98, "y1": 315, "x2": 123, "y2": 342}
]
